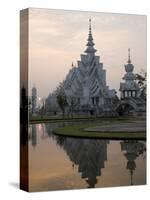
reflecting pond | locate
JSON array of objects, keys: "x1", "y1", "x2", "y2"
[{"x1": 28, "y1": 122, "x2": 146, "y2": 192}]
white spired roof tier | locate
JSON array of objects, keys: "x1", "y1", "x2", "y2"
[
  {"x1": 120, "y1": 48, "x2": 139, "y2": 91},
  {"x1": 61, "y1": 19, "x2": 116, "y2": 103}
]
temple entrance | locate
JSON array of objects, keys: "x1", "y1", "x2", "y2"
[
  {"x1": 116, "y1": 103, "x2": 135, "y2": 116},
  {"x1": 90, "y1": 109, "x2": 95, "y2": 116}
]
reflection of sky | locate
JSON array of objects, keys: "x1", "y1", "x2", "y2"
[{"x1": 28, "y1": 8, "x2": 146, "y2": 98}]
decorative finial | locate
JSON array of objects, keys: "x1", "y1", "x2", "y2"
[
  {"x1": 89, "y1": 18, "x2": 92, "y2": 33},
  {"x1": 128, "y1": 48, "x2": 131, "y2": 64},
  {"x1": 88, "y1": 18, "x2": 92, "y2": 39},
  {"x1": 84, "y1": 18, "x2": 97, "y2": 54}
]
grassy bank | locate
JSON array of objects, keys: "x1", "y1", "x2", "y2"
[
  {"x1": 30, "y1": 116, "x2": 96, "y2": 124},
  {"x1": 29, "y1": 116, "x2": 133, "y2": 124},
  {"x1": 53, "y1": 124, "x2": 146, "y2": 140}
]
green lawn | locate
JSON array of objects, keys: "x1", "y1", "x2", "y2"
[
  {"x1": 30, "y1": 115, "x2": 96, "y2": 123},
  {"x1": 53, "y1": 124, "x2": 146, "y2": 140},
  {"x1": 29, "y1": 115, "x2": 133, "y2": 124}
]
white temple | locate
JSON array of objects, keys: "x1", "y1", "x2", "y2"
[
  {"x1": 46, "y1": 19, "x2": 146, "y2": 117},
  {"x1": 64, "y1": 19, "x2": 116, "y2": 105},
  {"x1": 46, "y1": 19, "x2": 118, "y2": 115}
]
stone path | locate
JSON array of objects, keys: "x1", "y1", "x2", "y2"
[{"x1": 85, "y1": 121, "x2": 146, "y2": 132}]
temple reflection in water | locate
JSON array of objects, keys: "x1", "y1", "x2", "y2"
[
  {"x1": 28, "y1": 123, "x2": 146, "y2": 190},
  {"x1": 57, "y1": 137, "x2": 108, "y2": 188},
  {"x1": 44, "y1": 123, "x2": 109, "y2": 188}
]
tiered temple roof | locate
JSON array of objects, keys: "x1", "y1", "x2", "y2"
[
  {"x1": 60, "y1": 19, "x2": 116, "y2": 106},
  {"x1": 120, "y1": 49, "x2": 139, "y2": 98}
]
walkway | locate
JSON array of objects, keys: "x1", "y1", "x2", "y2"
[{"x1": 85, "y1": 120, "x2": 146, "y2": 133}]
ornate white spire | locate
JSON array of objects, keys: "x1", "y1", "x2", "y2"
[
  {"x1": 84, "y1": 18, "x2": 97, "y2": 54},
  {"x1": 122, "y1": 48, "x2": 137, "y2": 83},
  {"x1": 124, "y1": 48, "x2": 134, "y2": 75}
]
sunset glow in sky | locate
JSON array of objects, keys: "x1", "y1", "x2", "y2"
[{"x1": 29, "y1": 8, "x2": 146, "y2": 98}]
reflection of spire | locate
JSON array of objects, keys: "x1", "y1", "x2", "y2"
[
  {"x1": 86, "y1": 177, "x2": 98, "y2": 188},
  {"x1": 84, "y1": 18, "x2": 97, "y2": 55},
  {"x1": 31, "y1": 124, "x2": 37, "y2": 148},
  {"x1": 72, "y1": 163, "x2": 74, "y2": 170},
  {"x1": 40, "y1": 124, "x2": 49, "y2": 139},
  {"x1": 120, "y1": 140, "x2": 146, "y2": 186},
  {"x1": 128, "y1": 48, "x2": 131, "y2": 64},
  {"x1": 127, "y1": 160, "x2": 136, "y2": 185},
  {"x1": 130, "y1": 168, "x2": 134, "y2": 185}
]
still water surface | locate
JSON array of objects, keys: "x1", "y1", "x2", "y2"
[{"x1": 28, "y1": 122, "x2": 146, "y2": 191}]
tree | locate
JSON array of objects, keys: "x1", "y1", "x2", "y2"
[
  {"x1": 135, "y1": 70, "x2": 146, "y2": 100},
  {"x1": 39, "y1": 98, "x2": 46, "y2": 118},
  {"x1": 68, "y1": 97, "x2": 80, "y2": 119},
  {"x1": 56, "y1": 92, "x2": 68, "y2": 119}
]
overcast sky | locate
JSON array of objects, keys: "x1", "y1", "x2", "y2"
[{"x1": 29, "y1": 8, "x2": 146, "y2": 98}]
